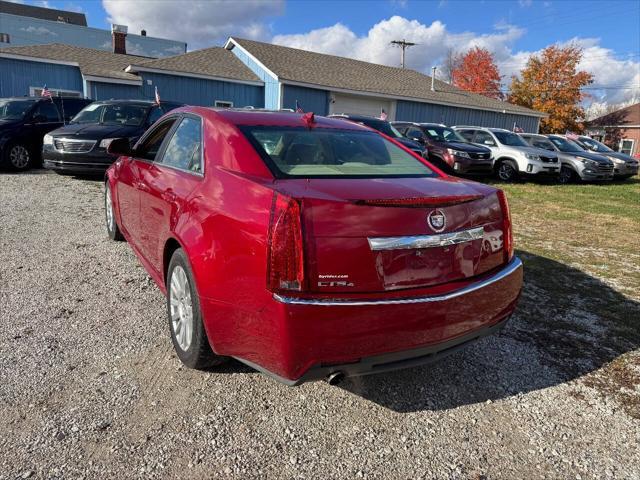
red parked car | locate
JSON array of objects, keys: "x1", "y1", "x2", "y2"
[{"x1": 104, "y1": 107, "x2": 523, "y2": 385}]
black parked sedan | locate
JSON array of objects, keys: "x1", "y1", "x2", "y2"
[
  {"x1": 328, "y1": 114, "x2": 426, "y2": 157},
  {"x1": 0, "y1": 96, "x2": 92, "y2": 171},
  {"x1": 392, "y1": 122, "x2": 493, "y2": 175},
  {"x1": 43, "y1": 99, "x2": 183, "y2": 175}
]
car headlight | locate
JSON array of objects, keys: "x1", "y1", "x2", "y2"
[
  {"x1": 447, "y1": 148, "x2": 470, "y2": 158},
  {"x1": 43, "y1": 134, "x2": 53, "y2": 146},
  {"x1": 99, "y1": 138, "x2": 117, "y2": 149},
  {"x1": 608, "y1": 156, "x2": 624, "y2": 164},
  {"x1": 577, "y1": 157, "x2": 598, "y2": 167},
  {"x1": 524, "y1": 153, "x2": 540, "y2": 160}
]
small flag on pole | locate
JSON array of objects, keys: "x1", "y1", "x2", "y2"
[
  {"x1": 512, "y1": 122, "x2": 524, "y2": 133},
  {"x1": 41, "y1": 84, "x2": 52, "y2": 99},
  {"x1": 380, "y1": 108, "x2": 388, "y2": 121},
  {"x1": 295, "y1": 100, "x2": 304, "y2": 113},
  {"x1": 154, "y1": 86, "x2": 161, "y2": 105}
]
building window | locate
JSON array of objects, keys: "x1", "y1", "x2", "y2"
[
  {"x1": 30, "y1": 87, "x2": 82, "y2": 98},
  {"x1": 619, "y1": 139, "x2": 635, "y2": 156},
  {"x1": 214, "y1": 100, "x2": 233, "y2": 108},
  {"x1": 0, "y1": 33, "x2": 9, "y2": 43}
]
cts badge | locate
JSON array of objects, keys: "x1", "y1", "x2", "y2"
[{"x1": 428, "y1": 209, "x2": 446, "y2": 232}]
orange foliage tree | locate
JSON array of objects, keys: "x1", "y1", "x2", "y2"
[
  {"x1": 508, "y1": 45, "x2": 593, "y2": 133},
  {"x1": 451, "y1": 47, "x2": 503, "y2": 100}
]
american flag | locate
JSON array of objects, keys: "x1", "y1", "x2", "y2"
[
  {"x1": 380, "y1": 108, "x2": 388, "y2": 121},
  {"x1": 154, "y1": 86, "x2": 161, "y2": 105},
  {"x1": 295, "y1": 100, "x2": 303, "y2": 113},
  {"x1": 512, "y1": 123, "x2": 524, "y2": 133},
  {"x1": 41, "y1": 85, "x2": 52, "y2": 99},
  {"x1": 565, "y1": 131, "x2": 579, "y2": 140}
]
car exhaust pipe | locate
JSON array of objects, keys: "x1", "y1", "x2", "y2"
[{"x1": 326, "y1": 371, "x2": 344, "y2": 386}]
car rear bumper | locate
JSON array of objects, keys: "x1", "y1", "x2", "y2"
[{"x1": 223, "y1": 256, "x2": 523, "y2": 385}]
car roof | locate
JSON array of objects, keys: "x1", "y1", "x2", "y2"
[
  {"x1": 91, "y1": 99, "x2": 176, "y2": 106},
  {"x1": 199, "y1": 108, "x2": 369, "y2": 130}
]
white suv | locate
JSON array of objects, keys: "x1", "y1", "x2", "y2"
[{"x1": 454, "y1": 127, "x2": 560, "y2": 181}]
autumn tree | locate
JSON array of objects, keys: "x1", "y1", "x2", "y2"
[
  {"x1": 508, "y1": 45, "x2": 593, "y2": 133},
  {"x1": 451, "y1": 47, "x2": 503, "y2": 99}
]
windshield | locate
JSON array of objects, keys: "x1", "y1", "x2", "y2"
[
  {"x1": 421, "y1": 126, "x2": 467, "y2": 143},
  {"x1": 524, "y1": 136, "x2": 556, "y2": 151},
  {"x1": 241, "y1": 126, "x2": 436, "y2": 178},
  {"x1": 0, "y1": 99, "x2": 36, "y2": 120},
  {"x1": 358, "y1": 119, "x2": 403, "y2": 138},
  {"x1": 493, "y1": 131, "x2": 529, "y2": 147},
  {"x1": 71, "y1": 103, "x2": 149, "y2": 126},
  {"x1": 549, "y1": 136, "x2": 585, "y2": 153},
  {"x1": 579, "y1": 137, "x2": 613, "y2": 152}
]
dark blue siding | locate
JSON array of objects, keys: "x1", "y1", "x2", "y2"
[
  {"x1": 396, "y1": 100, "x2": 540, "y2": 133},
  {"x1": 0, "y1": 58, "x2": 83, "y2": 97},
  {"x1": 87, "y1": 81, "x2": 142, "y2": 101},
  {"x1": 282, "y1": 85, "x2": 329, "y2": 115},
  {"x1": 140, "y1": 72, "x2": 263, "y2": 107}
]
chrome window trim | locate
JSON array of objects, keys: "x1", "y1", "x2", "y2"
[
  {"x1": 273, "y1": 257, "x2": 522, "y2": 307},
  {"x1": 368, "y1": 226, "x2": 485, "y2": 251}
]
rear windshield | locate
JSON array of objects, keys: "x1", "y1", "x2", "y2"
[{"x1": 241, "y1": 126, "x2": 436, "y2": 178}]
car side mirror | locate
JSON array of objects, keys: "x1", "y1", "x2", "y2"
[{"x1": 106, "y1": 137, "x2": 132, "y2": 157}]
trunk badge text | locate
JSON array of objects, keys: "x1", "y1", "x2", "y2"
[
  {"x1": 428, "y1": 209, "x2": 446, "y2": 232},
  {"x1": 318, "y1": 274, "x2": 355, "y2": 288}
]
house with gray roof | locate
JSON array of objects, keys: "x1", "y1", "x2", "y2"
[
  {"x1": 224, "y1": 37, "x2": 544, "y2": 131},
  {"x1": 0, "y1": 33, "x2": 543, "y2": 131}
]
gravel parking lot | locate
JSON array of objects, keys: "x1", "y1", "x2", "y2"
[{"x1": 1, "y1": 170, "x2": 639, "y2": 479}]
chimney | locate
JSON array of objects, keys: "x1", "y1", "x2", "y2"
[
  {"x1": 111, "y1": 24, "x2": 128, "y2": 55},
  {"x1": 141, "y1": 29, "x2": 147, "y2": 37},
  {"x1": 431, "y1": 66, "x2": 437, "y2": 91}
]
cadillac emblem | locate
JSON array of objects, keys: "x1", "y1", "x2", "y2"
[{"x1": 428, "y1": 210, "x2": 446, "y2": 232}]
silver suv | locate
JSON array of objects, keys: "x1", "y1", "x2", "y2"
[
  {"x1": 520, "y1": 134, "x2": 614, "y2": 183},
  {"x1": 453, "y1": 127, "x2": 560, "y2": 181}
]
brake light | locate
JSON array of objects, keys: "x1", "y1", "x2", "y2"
[
  {"x1": 496, "y1": 190, "x2": 514, "y2": 262},
  {"x1": 267, "y1": 193, "x2": 305, "y2": 292},
  {"x1": 353, "y1": 194, "x2": 483, "y2": 208}
]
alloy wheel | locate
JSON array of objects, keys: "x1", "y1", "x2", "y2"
[
  {"x1": 559, "y1": 167, "x2": 573, "y2": 184},
  {"x1": 169, "y1": 266, "x2": 194, "y2": 351},
  {"x1": 498, "y1": 163, "x2": 515, "y2": 181},
  {"x1": 9, "y1": 145, "x2": 30, "y2": 169},
  {"x1": 105, "y1": 184, "x2": 115, "y2": 232}
]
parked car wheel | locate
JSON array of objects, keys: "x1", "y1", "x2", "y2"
[
  {"x1": 104, "y1": 182, "x2": 124, "y2": 241},
  {"x1": 559, "y1": 166, "x2": 577, "y2": 184},
  {"x1": 167, "y1": 249, "x2": 226, "y2": 369},
  {"x1": 496, "y1": 160, "x2": 518, "y2": 181},
  {"x1": 3, "y1": 142, "x2": 33, "y2": 171}
]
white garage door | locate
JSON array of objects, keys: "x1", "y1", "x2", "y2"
[{"x1": 329, "y1": 93, "x2": 393, "y2": 119}]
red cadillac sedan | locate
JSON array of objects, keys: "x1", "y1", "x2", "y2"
[{"x1": 104, "y1": 107, "x2": 523, "y2": 385}]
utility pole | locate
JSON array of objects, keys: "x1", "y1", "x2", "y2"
[{"x1": 390, "y1": 39, "x2": 416, "y2": 68}]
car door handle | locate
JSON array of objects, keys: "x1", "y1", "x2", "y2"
[
  {"x1": 162, "y1": 190, "x2": 177, "y2": 202},
  {"x1": 135, "y1": 181, "x2": 150, "y2": 192}
]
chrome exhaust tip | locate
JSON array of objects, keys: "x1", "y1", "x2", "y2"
[{"x1": 326, "y1": 371, "x2": 345, "y2": 386}]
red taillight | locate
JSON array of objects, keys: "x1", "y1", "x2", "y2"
[
  {"x1": 267, "y1": 192, "x2": 305, "y2": 292},
  {"x1": 496, "y1": 190, "x2": 514, "y2": 262}
]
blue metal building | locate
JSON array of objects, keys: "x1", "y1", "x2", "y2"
[
  {"x1": 0, "y1": 0, "x2": 185, "y2": 58},
  {"x1": 224, "y1": 37, "x2": 544, "y2": 132}
]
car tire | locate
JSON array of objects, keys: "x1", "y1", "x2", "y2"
[
  {"x1": 559, "y1": 166, "x2": 577, "y2": 184},
  {"x1": 496, "y1": 160, "x2": 518, "y2": 182},
  {"x1": 167, "y1": 248, "x2": 226, "y2": 369},
  {"x1": 2, "y1": 142, "x2": 33, "y2": 171},
  {"x1": 104, "y1": 181, "x2": 124, "y2": 241}
]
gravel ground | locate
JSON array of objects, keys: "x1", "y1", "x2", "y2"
[{"x1": 1, "y1": 170, "x2": 639, "y2": 479}]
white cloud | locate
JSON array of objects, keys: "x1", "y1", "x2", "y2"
[
  {"x1": 20, "y1": 26, "x2": 58, "y2": 36},
  {"x1": 102, "y1": 0, "x2": 284, "y2": 50},
  {"x1": 518, "y1": 0, "x2": 533, "y2": 7},
  {"x1": 273, "y1": 16, "x2": 639, "y2": 108}
]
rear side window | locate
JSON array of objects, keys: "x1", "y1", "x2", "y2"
[
  {"x1": 241, "y1": 127, "x2": 435, "y2": 178},
  {"x1": 33, "y1": 102, "x2": 61, "y2": 122},
  {"x1": 158, "y1": 116, "x2": 202, "y2": 173}
]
